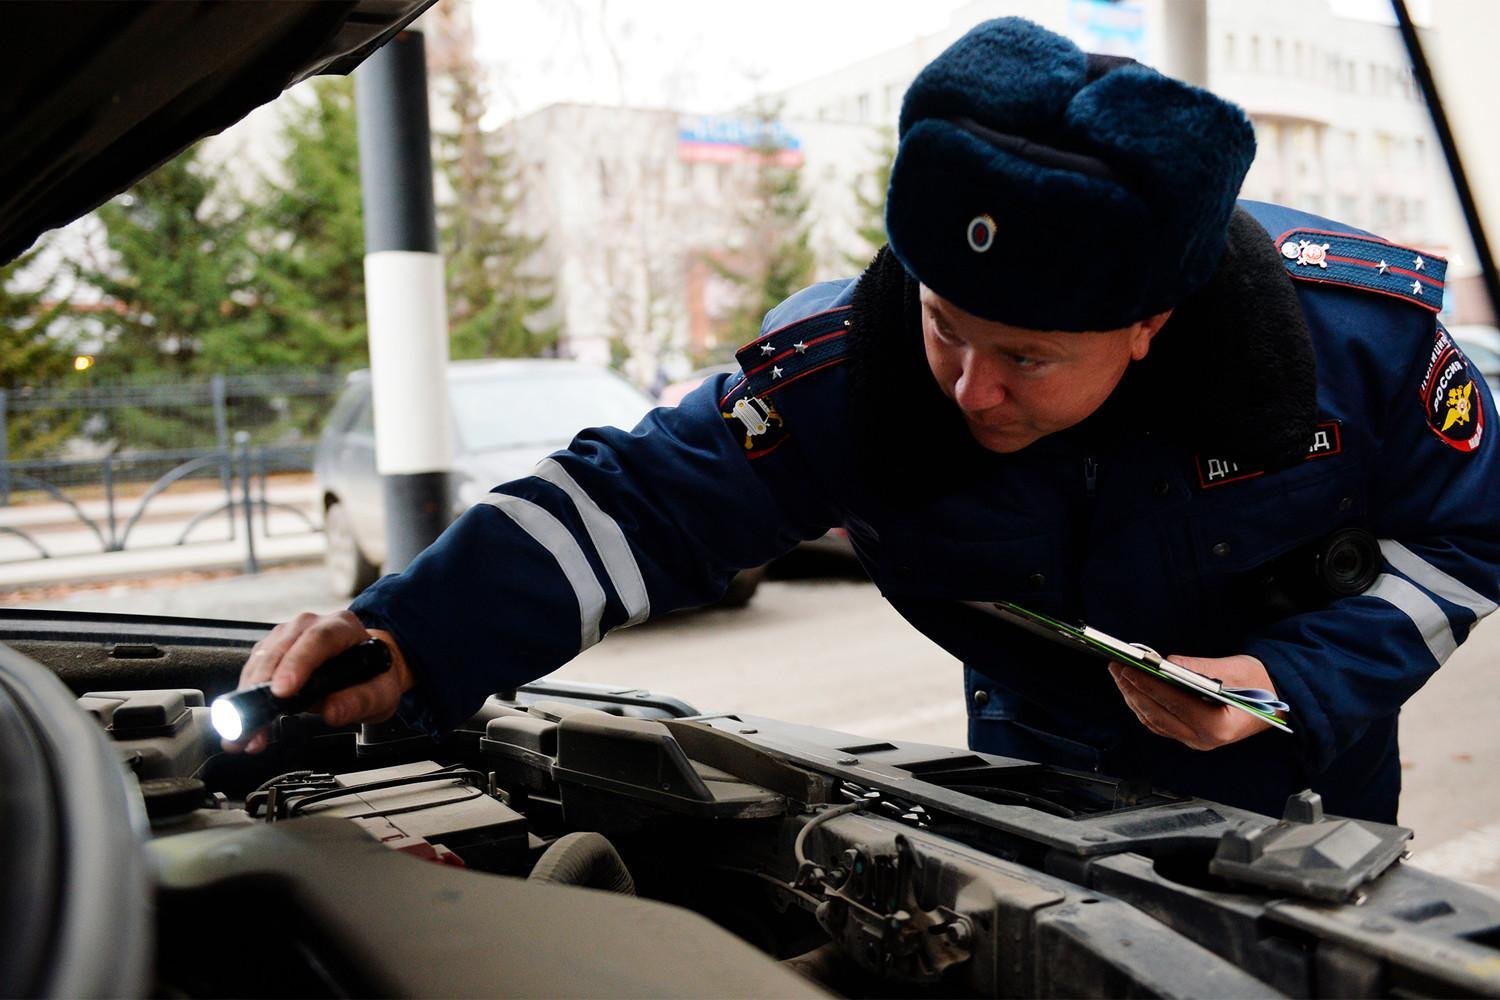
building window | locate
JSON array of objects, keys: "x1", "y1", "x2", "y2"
[
  {"x1": 1294, "y1": 41, "x2": 1304, "y2": 77},
  {"x1": 1374, "y1": 195, "x2": 1394, "y2": 229},
  {"x1": 1250, "y1": 35, "x2": 1261, "y2": 70},
  {"x1": 856, "y1": 93, "x2": 870, "y2": 122},
  {"x1": 1273, "y1": 37, "x2": 1284, "y2": 73},
  {"x1": 1225, "y1": 33, "x2": 1237, "y2": 68}
]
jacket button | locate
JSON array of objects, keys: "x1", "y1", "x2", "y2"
[
  {"x1": 1339, "y1": 496, "x2": 1354, "y2": 511},
  {"x1": 1212, "y1": 542, "x2": 1232, "y2": 557},
  {"x1": 1153, "y1": 480, "x2": 1171, "y2": 498},
  {"x1": 973, "y1": 689, "x2": 990, "y2": 707},
  {"x1": 1028, "y1": 573, "x2": 1047, "y2": 589}
]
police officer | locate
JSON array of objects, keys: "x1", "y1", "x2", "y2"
[{"x1": 231, "y1": 19, "x2": 1499, "y2": 823}]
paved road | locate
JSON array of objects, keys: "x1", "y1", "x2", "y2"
[{"x1": 14, "y1": 565, "x2": 1500, "y2": 891}]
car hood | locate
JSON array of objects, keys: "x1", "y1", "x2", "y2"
[
  {"x1": 0, "y1": 0, "x2": 434, "y2": 264},
  {"x1": 454, "y1": 442, "x2": 572, "y2": 493}
]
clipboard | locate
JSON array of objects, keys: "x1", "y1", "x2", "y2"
[{"x1": 965, "y1": 601, "x2": 1293, "y2": 734}]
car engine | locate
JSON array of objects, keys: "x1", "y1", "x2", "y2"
[{"x1": 7, "y1": 612, "x2": 1500, "y2": 998}]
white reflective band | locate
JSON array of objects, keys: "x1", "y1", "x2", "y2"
[
  {"x1": 1366, "y1": 573, "x2": 1457, "y2": 664},
  {"x1": 1378, "y1": 539, "x2": 1498, "y2": 621},
  {"x1": 476, "y1": 494, "x2": 605, "y2": 651},
  {"x1": 533, "y1": 458, "x2": 651, "y2": 627}
]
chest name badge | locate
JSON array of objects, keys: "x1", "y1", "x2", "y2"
[
  {"x1": 1420, "y1": 327, "x2": 1485, "y2": 453},
  {"x1": 1195, "y1": 420, "x2": 1343, "y2": 489}
]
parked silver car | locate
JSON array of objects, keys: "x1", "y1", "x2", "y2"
[{"x1": 315, "y1": 359, "x2": 657, "y2": 597}]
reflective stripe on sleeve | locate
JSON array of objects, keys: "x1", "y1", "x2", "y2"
[
  {"x1": 1365, "y1": 573, "x2": 1458, "y2": 664},
  {"x1": 1379, "y1": 539, "x2": 1498, "y2": 622},
  {"x1": 475, "y1": 493, "x2": 606, "y2": 651},
  {"x1": 533, "y1": 457, "x2": 651, "y2": 627}
]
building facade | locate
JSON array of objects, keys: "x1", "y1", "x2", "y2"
[
  {"x1": 776, "y1": 0, "x2": 1483, "y2": 319},
  {"x1": 502, "y1": 104, "x2": 885, "y2": 384},
  {"x1": 508, "y1": 0, "x2": 1484, "y2": 378}
]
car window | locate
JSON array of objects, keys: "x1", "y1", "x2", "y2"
[
  {"x1": 323, "y1": 384, "x2": 370, "y2": 437},
  {"x1": 450, "y1": 369, "x2": 653, "y2": 452},
  {"x1": 1458, "y1": 341, "x2": 1500, "y2": 374},
  {"x1": 350, "y1": 390, "x2": 375, "y2": 437}
]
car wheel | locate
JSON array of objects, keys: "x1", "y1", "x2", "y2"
[
  {"x1": 717, "y1": 566, "x2": 765, "y2": 609},
  {"x1": 325, "y1": 499, "x2": 378, "y2": 598}
]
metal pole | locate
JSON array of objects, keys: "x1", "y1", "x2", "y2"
[
  {"x1": 1155, "y1": 0, "x2": 1209, "y2": 87},
  {"x1": 236, "y1": 431, "x2": 259, "y2": 574},
  {"x1": 102, "y1": 456, "x2": 118, "y2": 550},
  {"x1": 355, "y1": 30, "x2": 454, "y2": 573},
  {"x1": 212, "y1": 373, "x2": 234, "y2": 538},
  {"x1": 0, "y1": 389, "x2": 10, "y2": 507},
  {"x1": 1393, "y1": 0, "x2": 1500, "y2": 321},
  {"x1": 258, "y1": 447, "x2": 271, "y2": 535}
]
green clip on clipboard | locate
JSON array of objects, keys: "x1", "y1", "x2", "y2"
[{"x1": 965, "y1": 601, "x2": 1293, "y2": 734}]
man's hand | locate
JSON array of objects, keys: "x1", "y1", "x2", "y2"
[
  {"x1": 224, "y1": 609, "x2": 416, "y2": 754},
  {"x1": 1109, "y1": 653, "x2": 1276, "y2": 751}
]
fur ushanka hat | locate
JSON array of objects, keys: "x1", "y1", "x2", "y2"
[{"x1": 886, "y1": 17, "x2": 1257, "y2": 332}]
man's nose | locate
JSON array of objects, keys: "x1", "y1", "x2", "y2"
[{"x1": 953, "y1": 354, "x2": 1007, "y2": 411}]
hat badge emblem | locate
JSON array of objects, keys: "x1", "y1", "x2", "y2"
[{"x1": 967, "y1": 214, "x2": 996, "y2": 253}]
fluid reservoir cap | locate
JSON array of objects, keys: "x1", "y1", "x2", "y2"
[{"x1": 140, "y1": 776, "x2": 207, "y2": 823}]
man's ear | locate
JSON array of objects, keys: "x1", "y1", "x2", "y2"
[{"x1": 1129, "y1": 309, "x2": 1173, "y2": 361}]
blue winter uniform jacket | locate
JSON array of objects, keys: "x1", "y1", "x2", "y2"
[{"x1": 352, "y1": 202, "x2": 1499, "y2": 823}]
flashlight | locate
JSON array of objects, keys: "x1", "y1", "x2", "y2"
[{"x1": 211, "y1": 638, "x2": 392, "y2": 742}]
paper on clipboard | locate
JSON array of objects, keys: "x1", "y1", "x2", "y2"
[{"x1": 964, "y1": 601, "x2": 1293, "y2": 734}]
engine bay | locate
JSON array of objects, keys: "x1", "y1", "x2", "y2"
[
  {"x1": 79, "y1": 673, "x2": 1500, "y2": 998},
  {"x1": 5, "y1": 611, "x2": 1500, "y2": 998}
]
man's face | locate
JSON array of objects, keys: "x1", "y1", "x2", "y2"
[{"x1": 920, "y1": 285, "x2": 1166, "y2": 454}]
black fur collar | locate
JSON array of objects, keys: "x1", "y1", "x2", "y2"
[{"x1": 846, "y1": 208, "x2": 1318, "y2": 505}]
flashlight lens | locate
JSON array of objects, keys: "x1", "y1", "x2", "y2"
[{"x1": 211, "y1": 697, "x2": 245, "y2": 742}]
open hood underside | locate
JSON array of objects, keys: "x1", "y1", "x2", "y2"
[{"x1": 0, "y1": 0, "x2": 434, "y2": 264}]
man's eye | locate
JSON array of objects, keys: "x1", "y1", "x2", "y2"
[{"x1": 1010, "y1": 354, "x2": 1046, "y2": 370}]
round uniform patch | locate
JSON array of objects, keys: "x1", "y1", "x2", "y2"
[
  {"x1": 966, "y1": 214, "x2": 996, "y2": 253},
  {"x1": 1420, "y1": 330, "x2": 1485, "y2": 453}
]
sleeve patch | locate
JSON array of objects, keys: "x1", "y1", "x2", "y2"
[
  {"x1": 1274, "y1": 227, "x2": 1446, "y2": 313},
  {"x1": 720, "y1": 375, "x2": 789, "y2": 459},
  {"x1": 1420, "y1": 327, "x2": 1485, "y2": 453}
]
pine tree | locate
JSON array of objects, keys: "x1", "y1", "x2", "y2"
[
  {"x1": 433, "y1": 11, "x2": 557, "y2": 360},
  {"x1": 238, "y1": 77, "x2": 368, "y2": 372},
  {"x1": 0, "y1": 246, "x2": 78, "y2": 460},
  {"x1": 711, "y1": 104, "x2": 817, "y2": 354},
  {"x1": 846, "y1": 127, "x2": 896, "y2": 270},
  {"x1": 71, "y1": 142, "x2": 250, "y2": 379},
  {"x1": 62, "y1": 142, "x2": 252, "y2": 450}
]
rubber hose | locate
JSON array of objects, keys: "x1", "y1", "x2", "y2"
[{"x1": 527, "y1": 832, "x2": 637, "y2": 895}]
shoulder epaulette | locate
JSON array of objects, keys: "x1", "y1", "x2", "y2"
[
  {"x1": 732, "y1": 305, "x2": 853, "y2": 398},
  {"x1": 1273, "y1": 227, "x2": 1446, "y2": 313}
]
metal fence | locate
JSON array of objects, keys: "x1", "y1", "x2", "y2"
[{"x1": 0, "y1": 372, "x2": 342, "y2": 568}]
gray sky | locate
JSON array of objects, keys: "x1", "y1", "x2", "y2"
[
  {"x1": 468, "y1": 0, "x2": 1427, "y2": 126},
  {"x1": 471, "y1": 0, "x2": 970, "y2": 124}
]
